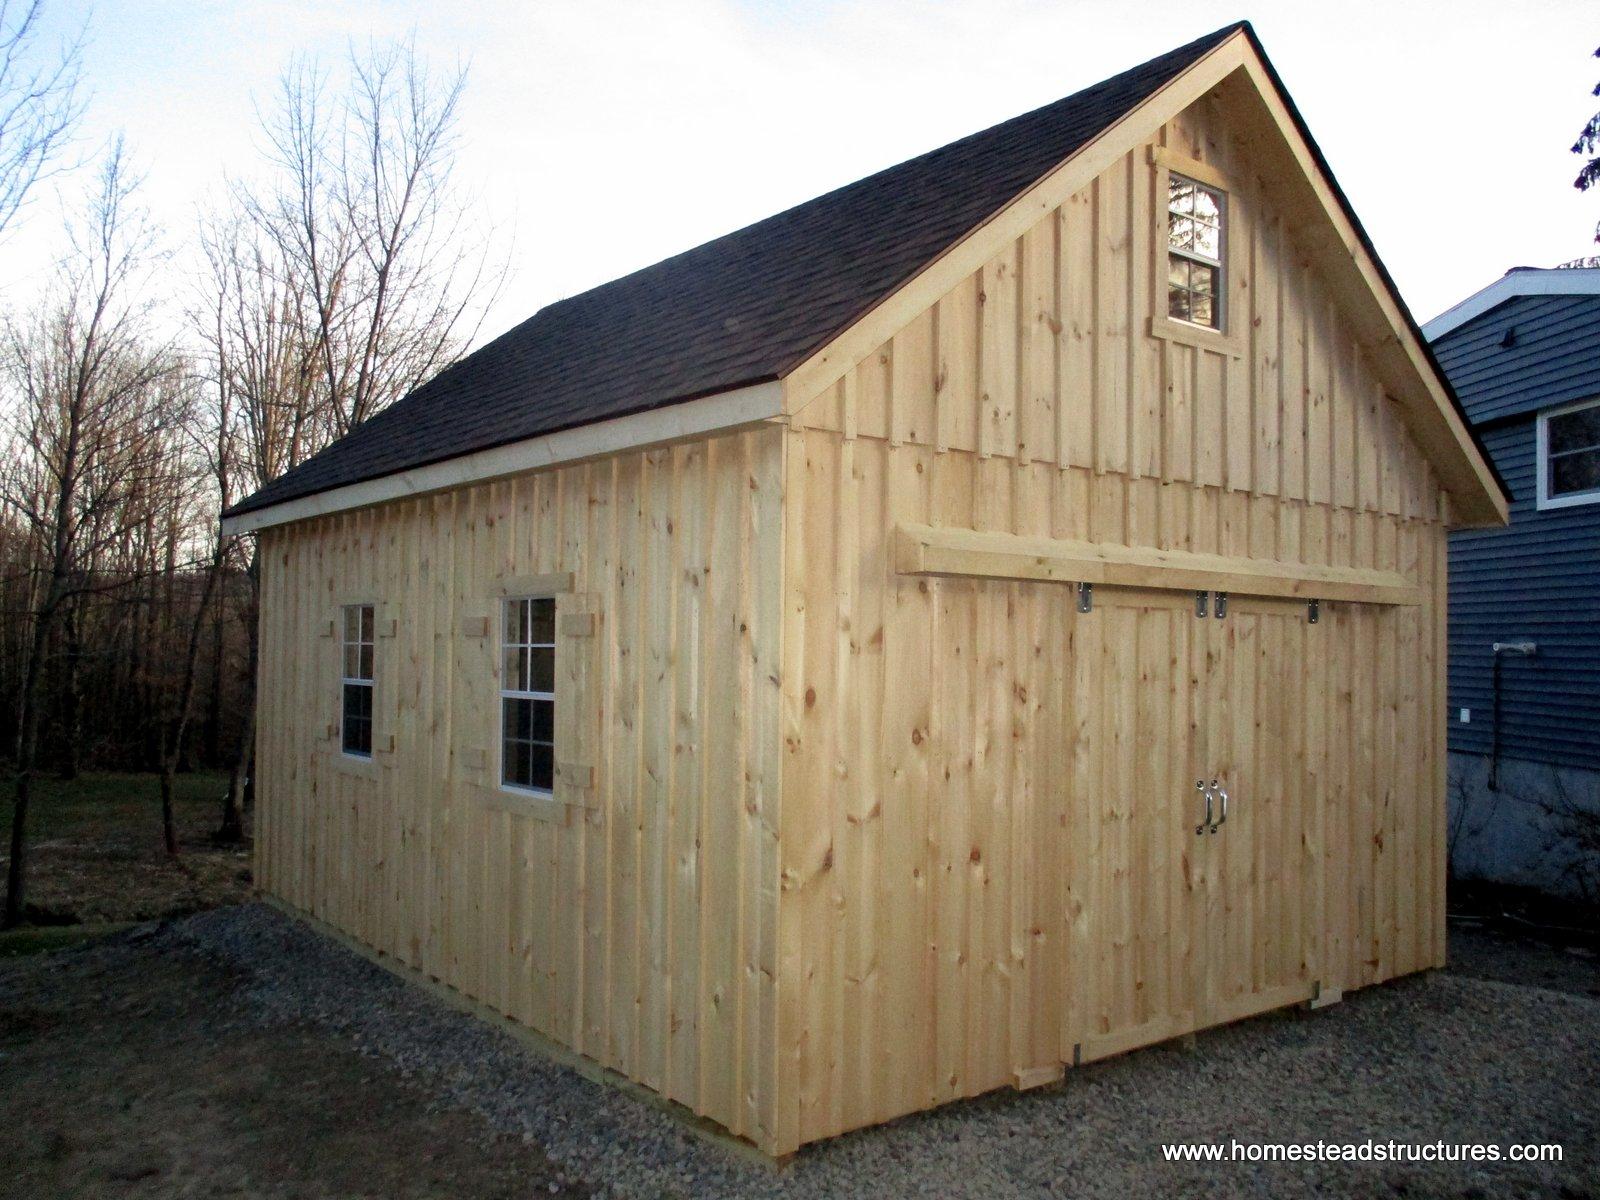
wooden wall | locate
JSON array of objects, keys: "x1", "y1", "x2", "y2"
[
  {"x1": 255, "y1": 425, "x2": 785, "y2": 1147},
  {"x1": 775, "y1": 92, "x2": 1451, "y2": 1150}
]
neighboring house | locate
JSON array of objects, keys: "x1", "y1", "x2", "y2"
[
  {"x1": 222, "y1": 23, "x2": 1506, "y2": 1156},
  {"x1": 1424, "y1": 266, "x2": 1600, "y2": 898}
]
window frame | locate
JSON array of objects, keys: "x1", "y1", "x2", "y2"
[
  {"x1": 498, "y1": 593, "x2": 557, "y2": 798},
  {"x1": 1146, "y1": 145, "x2": 1244, "y2": 359},
  {"x1": 1165, "y1": 172, "x2": 1227, "y2": 332},
  {"x1": 339, "y1": 602, "x2": 376, "y2": 760},
  {"x1": 1536, "y1": 395, "x2": 1600, "y2": 511}
]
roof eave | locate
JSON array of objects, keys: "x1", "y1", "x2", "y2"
[{"x1": 220, "y1": 378, "x2": 784, "y2": 536}]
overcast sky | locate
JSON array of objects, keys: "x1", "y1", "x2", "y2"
[{"x1": 9, "y1": 0, "x2": 1599, "y2": 342}]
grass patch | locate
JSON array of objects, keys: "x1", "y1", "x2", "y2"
[
  {"x1": 0, "y1": 769, "x2": 230, "y2": 844},
  {"x1": 0, "y1": 769, "x2": 251, "y2": 929}
]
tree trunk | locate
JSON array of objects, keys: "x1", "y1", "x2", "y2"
[
  {"x1": 205, "y1": 573, "x2": 225, "y2": 767},
  {"x1": 58, "y1": 602, "x2": 83, "y2": 781},
  {"x1": 4, "y1": 589, "x2": 61, "y2": 929},
  {"x1": 159, "y1": 544, "x2": 226, "y2": 857},
  {"x1": 217, "y1": 550, "x2": 258, "y2": 844}
]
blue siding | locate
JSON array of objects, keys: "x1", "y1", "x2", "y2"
[
  {"x1": 1432, "y1": 294, "x2": 1600, "y2": 425},
  {"x1": 1439, "y1": 295, "x2": 1600, "y2": 772}
]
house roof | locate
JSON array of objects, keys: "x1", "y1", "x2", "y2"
[
  {"x1": 226, "y1": 22, "x2": 1245, "y2": 520},
  {"x1": 1422, "y1": 266, "x2": 1600, "y2": 342}
]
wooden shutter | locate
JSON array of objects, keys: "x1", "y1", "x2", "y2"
[
  {"x1": 553, "y1": 594, "x2": 601, "y2": 808},
  {"x1": 454, "y1": 597, "x2": 498, "y2": 791}
]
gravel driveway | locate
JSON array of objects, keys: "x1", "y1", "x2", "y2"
[{"x1": 3, "y1": 903, "x2": 1597, "y2": 1199}]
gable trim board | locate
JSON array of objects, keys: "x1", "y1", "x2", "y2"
[
  {"x1": 224, "y1": 21, "x2": 1506, "y2": 538},
  {"x1": 783, "y1": 26, "x2": 1504, "y2": 527}
]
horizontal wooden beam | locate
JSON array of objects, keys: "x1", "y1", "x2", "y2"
[{"x1": 893, "y1": 523, "x2": 1422, "y2": 606}]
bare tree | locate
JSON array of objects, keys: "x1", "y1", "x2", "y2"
[
  {"x1": 0, "y1": 0, "x2": 84, "y2": 240},
  {"x1": 191, "y1": 37, "x2": 504, "y2": 840},
  {"x1": 244, "y1": 38, "x2": 502, "y2": 442},
  {"x1": 0, "y1": 143, "x2": 180, "y2": 926}
]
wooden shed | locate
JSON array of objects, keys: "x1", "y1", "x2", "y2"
[{"x1": 222, "y1": 22, "x2": 1509, "y2": 1157}]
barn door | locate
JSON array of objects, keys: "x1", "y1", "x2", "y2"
[
  {"x1": 1198, "y1": 598, "x2": 1318, "y2": 1027},
  {"x1": 1066, "y1": 587, "x2": 1208, "y2": 1064}
]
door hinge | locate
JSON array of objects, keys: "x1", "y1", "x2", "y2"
[
  {"x1": 1195, "y1": 590, "x2": 1208, "y2": 618},
  {"x1": 1307, "y1": 598, "x2": 1320, "y2": 624},
  {"x1": 1077, "y1": 581, "x2": 1093, "y2": 613},
  {"x1": 1213, "y1": 591, "x2": 1228, "y2": 619},
  {"x1": 1071, "y1": 1042, "x2": 1083, "y2": 1067}
]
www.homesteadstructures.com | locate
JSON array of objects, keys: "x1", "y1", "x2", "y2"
[{"x1": 222, "y1": 22, "x2": 1509, "y2": 1157}]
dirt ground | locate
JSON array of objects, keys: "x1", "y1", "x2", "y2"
[{"x1": 0, "y1": 925, "x2": 583, "y2": 1199}]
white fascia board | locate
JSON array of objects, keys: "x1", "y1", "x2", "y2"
[
  {"x1": 221, "y1": 379, "x2": 784, "y2": 536},
  {"x1": 1422, "y1": 267, "x2": 1600, "y2": 342}
]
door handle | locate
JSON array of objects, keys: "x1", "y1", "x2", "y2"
[
  {"x1": 1209, "y1": 780, "x2": 1229, "y2": 834},
  {"x1": 1195, "y1": 779, "x2": 1212, "y2": 836}
]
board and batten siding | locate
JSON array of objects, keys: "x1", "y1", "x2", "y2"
[
  {"x1": 776, "y1": 94, "x2": 1451, "y2": 1149},
  {"x1": 255, "y1": 425, "x2": 785, "y2": 1146},
  {"x1": 1432, "y1": 293, "x2": 1600, "y2": 773}
]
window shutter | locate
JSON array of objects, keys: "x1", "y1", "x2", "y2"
[
  {"x1": 553, "y1": 593, "x2": 601, "y2": 808},
  {"x1": 454, "y1": 598, "x2": 497, "y2": 789}
]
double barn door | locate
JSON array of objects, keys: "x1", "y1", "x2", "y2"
[{"x1": 1064, "y1": 586, "x2": 1320, "y2": 1064}]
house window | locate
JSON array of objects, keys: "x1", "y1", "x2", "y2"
[
  {"x1": 1167, "y1": 173, "x2": 1225, "y2": 330},
  {"x1": 501, "y1": 596, "x2": 555, "y2": 794},
  {"x1": 1538, "y1": 397, "x2": 1600, "y2": 509},
  {"x1": 340, "y1": 603, "x2": 375, "y2": 758}
]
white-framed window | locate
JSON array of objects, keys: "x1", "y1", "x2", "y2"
[
  {"x1": 1537, "y1": 396, "x2": 1600, "y2": 510},
  {"x1": 500, "y1": 595, "x2": 555, "y2": 794},
  {"x1": 1166, "y1": 172, "x2": 1226, "y2": 331},
  {"x1": 340, "y1": 603, "x2": 375, "y2": 758}
]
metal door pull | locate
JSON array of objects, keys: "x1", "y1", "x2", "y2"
[{"x1": 1210, "y1": 781, "x2": 1228, "y2": 833}]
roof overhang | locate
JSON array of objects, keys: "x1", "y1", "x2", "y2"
[
  {"x1": 220, "y1": 379, "x2": 784, "y2": 536},
  {"x1": 782, "y1": 25, "x2": 1510, "y2": 528},
  {"x1": 1422, "y1": 267, "x2": 1600, "y2": 342}
]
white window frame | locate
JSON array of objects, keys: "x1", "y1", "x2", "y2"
[
  {"x1": 499, "y1": 594, "x2": 556, "y2": 797},
  {"x1": 1536, "y1": 395, "x2": 1600, "y2": 511},
  {"x1": 1166, "y1": 171, "x2": 1228, "y2": 333},
  {"x1": 339, "y1": 602, "x2": 375, "y2": 760}
]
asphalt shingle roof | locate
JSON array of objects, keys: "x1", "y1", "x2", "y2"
[{"x1": 228, "y1": 23, "x2": 1243, "y2": 518}]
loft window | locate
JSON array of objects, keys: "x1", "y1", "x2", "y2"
[
  {"x1": 501, "y1": 595, "x2": 555, "y2": 794},
  {"x1": 1538, "y1": 397, "x2": 1600, "y2": 510},
  {"x1": 340, "y1": 603, "x2": 375, "y2": 758},
  {"x1": 1167, "y1": 173, "x2": 1225, "y2": 330}
]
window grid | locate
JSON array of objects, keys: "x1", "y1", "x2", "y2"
[
  {"x1": 1167, "y1": 173, "x2": 1224, "y2": 331},
  {"x1": 500, "y1": 596, "x2": 556, "y2": 794},
  {"x1": 340, "y1": 603, "x2": 375, "y2": 758},
  {"x1": 1540, "y1": 398, "x2": 1600, "y2": 507}
]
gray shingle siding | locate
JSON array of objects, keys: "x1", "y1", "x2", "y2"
[{"x1": 1436, "y1": 294, "x2": 1600, "y2": 772}]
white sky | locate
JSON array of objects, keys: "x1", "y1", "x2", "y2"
[{"x1": 7, "y1": 0, "x2": 1599, "y2": 341}]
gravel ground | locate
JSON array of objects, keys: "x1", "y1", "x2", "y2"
[
  {"x1": 5, "y1": 902, "x2": 1598, "y2": 1199},
  {"x1": 175, "y1": 904, "x2": 1599, "y2": 1199}
]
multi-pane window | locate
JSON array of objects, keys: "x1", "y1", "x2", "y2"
[
  {"x1": 1539, "y1": 398, "x2": 1600, "y2": 508},
  {"x1": 501, "y1": 596, "x2": 555, "y2": 794},
  {"x1": 340, "y1": 603, "x2": 375, "y2": 757},
  {"x1": 1167, "y1": 173, "x2": 1225, "y2": 330}
]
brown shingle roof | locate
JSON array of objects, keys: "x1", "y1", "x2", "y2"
[{"x1": 228, "y1": 23, "x2": 1243, "y2": 518}]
